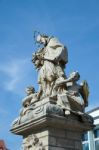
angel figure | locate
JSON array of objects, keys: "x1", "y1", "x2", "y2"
[{"x1": 54, "y1": 71, "x2": 89, "y2": 114}]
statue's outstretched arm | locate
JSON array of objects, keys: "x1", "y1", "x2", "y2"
[{"x1": 55, "y1": 76, "x2": 74, "y2": 87}]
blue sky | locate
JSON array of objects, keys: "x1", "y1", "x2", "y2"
[{"x1": 0, "y1": 0, "x2": 99, "y2": 149}]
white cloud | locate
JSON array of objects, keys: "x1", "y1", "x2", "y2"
[{"x1": 0, "y1": 58, "x2": 31, "y2": 93}]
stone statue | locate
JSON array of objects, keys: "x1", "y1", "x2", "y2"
[
  {"x1": 55, "y1": 71, "x2": 89, "y2": 113},
  {"x1": 31, "y1": 33, "x2": 89, "y2": 115},
  {"x1": 11, "y1": 33, "x2": 91, "y2": 129},
  {"x1": 10, "y1": 33, "x2": 94, "y2": 150},
  {"x1": 32, "y1": 34, "x2": 68, "y2": 99},
  {"x1": 12, "y1": 86, "x2": 38, "y2": 126},
  {"x1": 22, "y1": 86, "x2": 38, "y2": 106}
]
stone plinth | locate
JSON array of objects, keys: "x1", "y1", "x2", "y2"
[{"x1": 10, "y1": 98, "x2": 93, "y2": 150}]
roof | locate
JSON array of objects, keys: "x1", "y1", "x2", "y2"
[
  {"x1": 87, "y1": 107, "x2": 99, "y2": 114},
  {"x1": 0, "y1": 140, "x2": 7, "y2": 150}
]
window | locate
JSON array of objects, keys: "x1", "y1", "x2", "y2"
[
  {"x1": 95, "y1": 140, "x2": 99, "y2": 150},
  {"x1": 94, "y1": 129, "x2": 99, "y2": 150},
  {"x1": 82, "y1": 132, "x2": 89, "y2": 150},
  {"x1": 94, "y1": 129, "x2": 99, "y2": 138},
  {"x1": 82, "y1": 132, "x2": 88, "y2": 141},
  {"x1": 82, "y1": 143, "x2": 89, "y2": 150}
]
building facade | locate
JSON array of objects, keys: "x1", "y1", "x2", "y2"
[{"x1": 82, "y1": 107, "x2": 99, "y2": 150}]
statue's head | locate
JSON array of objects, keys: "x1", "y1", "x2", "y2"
[
  {"x1": 70, "y1": 71, "x2": 80, "y2": 82},
  {"x1": 25, "y1": 86, "x2": 35, "y2": 95},
  {"x1": 36, "y1": 34, "x2": 49, "y2": 46}
]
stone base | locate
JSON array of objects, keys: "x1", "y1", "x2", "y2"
[
  {"x1": 33, "y1": 127, "x2": 83, "y2": 150},
  {"x1": 11, "y1": 114, "x2": 93, "y2": 150},
  {"x1": 10, "y1": 97, "x2": 94, "y2": 150}
]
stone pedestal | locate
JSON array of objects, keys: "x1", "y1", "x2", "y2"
[{"x1": 11, "y1": 98, "x2": 93, "y2": 150}]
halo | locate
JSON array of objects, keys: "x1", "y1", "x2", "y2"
[
  {"x1": 33, "y1": 30, "x2": 40, "y2": 43},
  {"x1": 33, "y1": 30, "x2": 42, "y2": 48},
  {"x1": 33, "y1": 31, "x2": 49, "y2": 42}
]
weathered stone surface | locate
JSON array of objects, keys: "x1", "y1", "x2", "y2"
[
  {"x1": 11, "y1": 96, "x2": 93, "y2": 130},
  {"x1": 11, "y1": 112, "x2": 93, "y2": 149},
  {"x1": 10, "y1": 33, "x2": 94, "y2": 150}
]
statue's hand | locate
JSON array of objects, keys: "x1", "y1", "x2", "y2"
[
  {"x1": 72, "y1": 91, "x2": 78, "y2": 95},
  {"x1": 32, "y1": 53, "x2": 37, "y2": 63},
  {"x1": 67, "y1": 91, "x2": 78, "y2": 96},
  {"x1": 37, "y1": 55, "x2": 43, "y2": 60}
]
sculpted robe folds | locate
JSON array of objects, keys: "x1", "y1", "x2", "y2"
[
  {"x1": 38, "y1": 37, "x2": 68, "y2": 84},
  {"x1": 37, "y1": 37, "x2": 68, "y2": 97}
]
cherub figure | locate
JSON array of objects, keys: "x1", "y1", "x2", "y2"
[
  {"x1": 12, "y1": 86, "x2": 38, "y2": 126},
  {"x1": 22, "y1": 86, "x2": 38, "y2": 107}
]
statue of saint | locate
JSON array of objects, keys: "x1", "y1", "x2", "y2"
[
  {"x1": 31, "y1": 33, "x2": 89, "y2": 115},
  {"x1": 32, "y1": 34, "x2": 68, "y2": 99}
]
